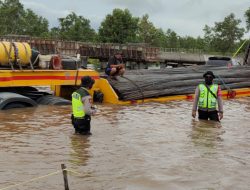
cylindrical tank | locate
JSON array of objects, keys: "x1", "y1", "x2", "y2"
[
  {"x1": 0, "y1": 41, "x2": 32, "y2": 66},
  {"x1": 0, "y1": 42, "x2": 15, "y2": 65}
]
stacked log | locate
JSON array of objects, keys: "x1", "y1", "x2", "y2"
[{"x1": 107, "y1": 65, "x2": 250, "y2": 100}]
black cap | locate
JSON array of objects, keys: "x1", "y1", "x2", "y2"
[
  {"x1": 81, "y1": 76, "x2": 95, "y2": 87},
  {"x1": 203, "y1": 71, "x2": 215, "y2": 78}
]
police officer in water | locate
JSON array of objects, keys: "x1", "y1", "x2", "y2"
[
  {"x1": 192, "y1": 71, "x2": 223, "y2": 121},
  {"x1": 71, "y1": 76, "x2": 97, "y2": 135}
]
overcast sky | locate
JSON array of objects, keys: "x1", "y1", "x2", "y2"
[{"x1": 20, "y1": 0, "x2": 250, "y2": 37}]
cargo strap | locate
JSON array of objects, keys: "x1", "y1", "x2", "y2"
[{"x1": 21, "y1": 42, "x2": 34, "y2": 70}]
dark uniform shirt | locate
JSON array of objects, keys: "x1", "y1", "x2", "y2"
[{"x1": 106, "y1": 56, "x2": 123, "y2": 68}]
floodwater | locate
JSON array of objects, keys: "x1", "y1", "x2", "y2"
[{"x1": 0, "y1": 97, "x2": 250, "y2": 190}]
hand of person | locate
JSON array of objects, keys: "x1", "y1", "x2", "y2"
[
  {"x1": 218, "y1": 112, "x2": 223, "y2": 120},
  {"x1": 91, "y1": 105, "x2": 97, "y2": 110},
  {"x1": 91, "y1": 105, "x2": 97, "y2": 115},
  {"x1": 192, "y1": 110, "x2": 196, "y2": 118}
]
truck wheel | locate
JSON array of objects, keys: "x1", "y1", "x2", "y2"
[
  {"x1": 3, "y1": 102, "x2": 29, "y2": 110},
  {"x1": 0, "y1": 92, "x2": 38, "y2": 110},
  {"x1": 36, "y1": 95, "x2": 71, "y2": 105}
]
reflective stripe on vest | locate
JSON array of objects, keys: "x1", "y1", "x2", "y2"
[{"x1": 198, "y1": 84, "x2": 218, "y2": 109}]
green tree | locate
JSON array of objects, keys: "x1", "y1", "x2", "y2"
[
  {"x1": 177, "y1": 36, "x2": 206, "y2": 52},
  {"x1": 22, "y1": 9, "x2": 49, "y2": 37},
  {"x1": 195, "y1": 36, "x2": 206, "y2": 50},
  {"x1": 0, "y1": 0, "x2": 49, "y2": 36},
  {"x1": 245, "y1": 7, "x2": 250, "y2": 31},
  {"x1": 179, "y1": 36, "x2": 197, "y2": 49},
  {"x1": 0, "y1": 0, "x2": 25, "y2": 35},
  {"x1": 56, "y1": 12, "x2": 96, "y2": 42},
  {"x1": 203, "y1": 24, "x2": 213, "y2": 51},
  {"x1": 138, "y1": 14, "x2": 157, "y2": 44},
  {"x1": 153, "y1": 28, "x2": 167, "y2": 47},
  {"x1": 165, "y1": 29, "x2": 179, "y2": 48},
  {"x1": 49, "y1": 27, "x2": 60, "y2": 39},
  {"x1": 137, "y1": 14, "x2": 166, "y2": 47},
  {"x1": 203, "y1": 13, "x2": 245, "y2": 53},
  {"x1": 98, "y1": 9, "x2": 139, "y2": 43}
]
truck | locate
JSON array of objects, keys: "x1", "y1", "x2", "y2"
[{"x1": 1, "y1": 40, "x2": 250, "y2": 110}]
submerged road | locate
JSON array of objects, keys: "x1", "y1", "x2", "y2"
[{"x1": 0, "y1": 97, "x2": 250, "y2": 190}]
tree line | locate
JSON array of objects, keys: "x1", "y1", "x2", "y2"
[{"x1": 0, "y1": 0, "x2": 250, "y2": 54}]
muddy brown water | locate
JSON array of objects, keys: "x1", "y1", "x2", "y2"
[{"x1": 0, "y1": 97, "x2": 250, "y2": 190}]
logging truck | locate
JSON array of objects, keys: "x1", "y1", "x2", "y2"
[{"x1": 0, "y1": 41, "x2": 250, "y2": 110}]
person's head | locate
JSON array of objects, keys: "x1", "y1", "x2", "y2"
[
  {"x1": 81, "y1": 76, "x2": 95, "y2": 89},
  {"x1": 114, "y1": 51, "x2": 122, "y2": 59},
  {"x1": 203, "y1": 71, "x2": 215, "y2": 85}
]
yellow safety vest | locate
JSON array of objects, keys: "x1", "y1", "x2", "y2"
[
  {"x1": 198, "y1": 84, "x2": 218, "y2": 109},
  {"x1": 72, "y1": 87, "x2": 89, "y2": 118}
]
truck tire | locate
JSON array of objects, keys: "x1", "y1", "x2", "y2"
[
  {"x1": 3, "y1": 102, "x2": 29, "y2": 110},
  {"x1": 36, "y1": 95, "x2": 71, "y2": 105},
  {"x1": 0, "y1": 92, "x2": 37, "y2": 110}
]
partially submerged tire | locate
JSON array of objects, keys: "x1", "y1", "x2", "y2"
[
  {"x1": 36, "y1": 95, "x2": 71, "y2": 105},
  {"x1": 0, "y1": 92, "x2": 37, "y2": 110}
]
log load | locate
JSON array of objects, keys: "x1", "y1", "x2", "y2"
[{"x1": 106, "y1": 65, "x2": 250, "y2": 101}]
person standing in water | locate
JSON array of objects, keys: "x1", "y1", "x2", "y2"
[
  {"x1": 192, "y1": 71, "x2": 223, "y2": 121},
  {"x1": 71, "y1": 76, "x2": 96, "y2": 135}
]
